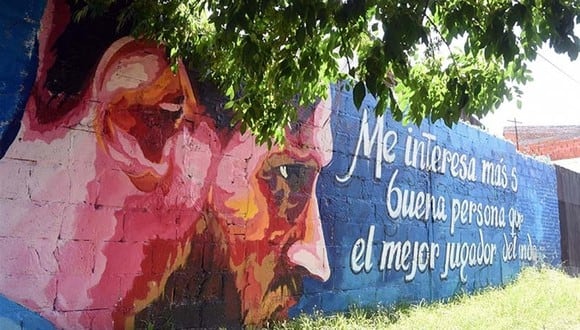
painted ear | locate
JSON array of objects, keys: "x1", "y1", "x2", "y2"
[{"x1": 90, "y1": 37, "x2": 188, "y2": 192}]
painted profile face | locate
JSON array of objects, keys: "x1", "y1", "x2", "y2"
[
  {"x1": 89, "y1": 36, "x2": 334, "y2": 326},
  {"x1": 209, "y1": 101, "x2": 333, "y2": 323}
]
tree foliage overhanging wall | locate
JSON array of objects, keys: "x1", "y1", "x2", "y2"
[
  {"x1": 0, "y1": 1, "x2": 561, "y2": 329},
  {"x1": 75, "y1": 0, "x2": 580, "y2": 146}
]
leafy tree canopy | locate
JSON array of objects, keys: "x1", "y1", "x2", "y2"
[{"x1": 77, "y1": 0, "x2": 580, "y2": 145}]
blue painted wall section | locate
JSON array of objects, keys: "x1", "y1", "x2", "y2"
[
  {"x1": 0, "y1": 1, "x2": 45, "y2": 158},
  {"x1": 0, "y1": 295, "x2": 54, "y2": 330},
  {"x1": 292, "y1": 85, "x2": 560, "y2": 315}
]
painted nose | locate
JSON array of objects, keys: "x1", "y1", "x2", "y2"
[{"x1": 286, "y1": 192, "x2": 330, "y2": 281}]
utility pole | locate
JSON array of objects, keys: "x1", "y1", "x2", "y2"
[{"x1": 507, "y1": 118, "x2": 522, "y2": 150}]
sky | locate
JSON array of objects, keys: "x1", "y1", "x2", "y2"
[{"x1": 480, "y1": 44, "x2": 580, "y2": 137}]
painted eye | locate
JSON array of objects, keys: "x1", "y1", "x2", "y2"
[
  {"x1": 259, "y1": 160, "x2": 319, "y2": 223},
  {"x1": 276, "y1": 164, "x2": 312, "y2": 193},
  {"x1": 158, "y1": 102, "x2": 183, "y2": 112},
  {"x1": 279, "y1": 165, "x2": 288, "y2": 179}
]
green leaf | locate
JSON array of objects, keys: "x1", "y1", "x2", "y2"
[
  {"x1": 226, "y1": 84, "x2": 235, "y2": 99},
  {"x1": 225, "y1": 100, "x2": 235, "y2": 109}
]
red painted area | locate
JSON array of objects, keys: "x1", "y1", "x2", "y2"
[{"x1": 23, "y1": 0, "x2": 90, "y2": 142}]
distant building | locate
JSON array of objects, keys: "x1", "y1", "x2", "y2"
[{"x1": 503, "y1": 125, "x2": 580, "y2": 172}]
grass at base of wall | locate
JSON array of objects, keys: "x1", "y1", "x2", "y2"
[{"x1": 271, "y1": 267, "x2": 580, "y2": 330}]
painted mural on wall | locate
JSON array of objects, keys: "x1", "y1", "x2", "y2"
[
  {"x1": 1, "y1": 0, "x2": 332, "y2": 328},
  {"x1": 293, "y1": 90, "x2": 560, "y2": 314},
  {"x1": 0, "y1": 0, "x2": 561, "y2": 329}
]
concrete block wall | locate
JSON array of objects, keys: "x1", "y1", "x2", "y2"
[
  {"x1": 294, "y1": 86, "x2": 561, "y2": 315},
  {"x1": 0, "y1": 1, "x2": 562, "y2": 328}
]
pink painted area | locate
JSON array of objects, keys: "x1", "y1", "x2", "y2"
[
  {"x1": 0, "y1": 199, "x2": 64, "y2": 239},
  {"x1": 54, "y1": 273, "x2": 105, "y2": 311},
  {"x1": 52, "y1": 309, "x2": 114, "y2": 330},
  {"x1": 0, "y1": 238, "x2": 57, "y2": 276},
  {"x1": 59, "y1": 203, "x2": 118, "y2": 241},
  {"x1": 0, "y1": 159, "x2": 35, "y2": 200},
  {"x1": 0, "y1": 274, "x2": 57, "y2": 311},
  {"x1": 56, "y1": 240, "x2": 96, "y2": 275},
  {"x1": 285, "y1": 100, "x2": 333, "y2": 165}
]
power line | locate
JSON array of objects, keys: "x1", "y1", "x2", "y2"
[{"x1": 536, "y1": 52, "x2": 580, "y2": 86}]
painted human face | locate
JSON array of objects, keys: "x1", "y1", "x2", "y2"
[
  {"x1": 85, "y1": 37, "x2": 335, "y2": 327},
  {"x1": 209, "y1": 102, "x2": 333, "y2": 324}
]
